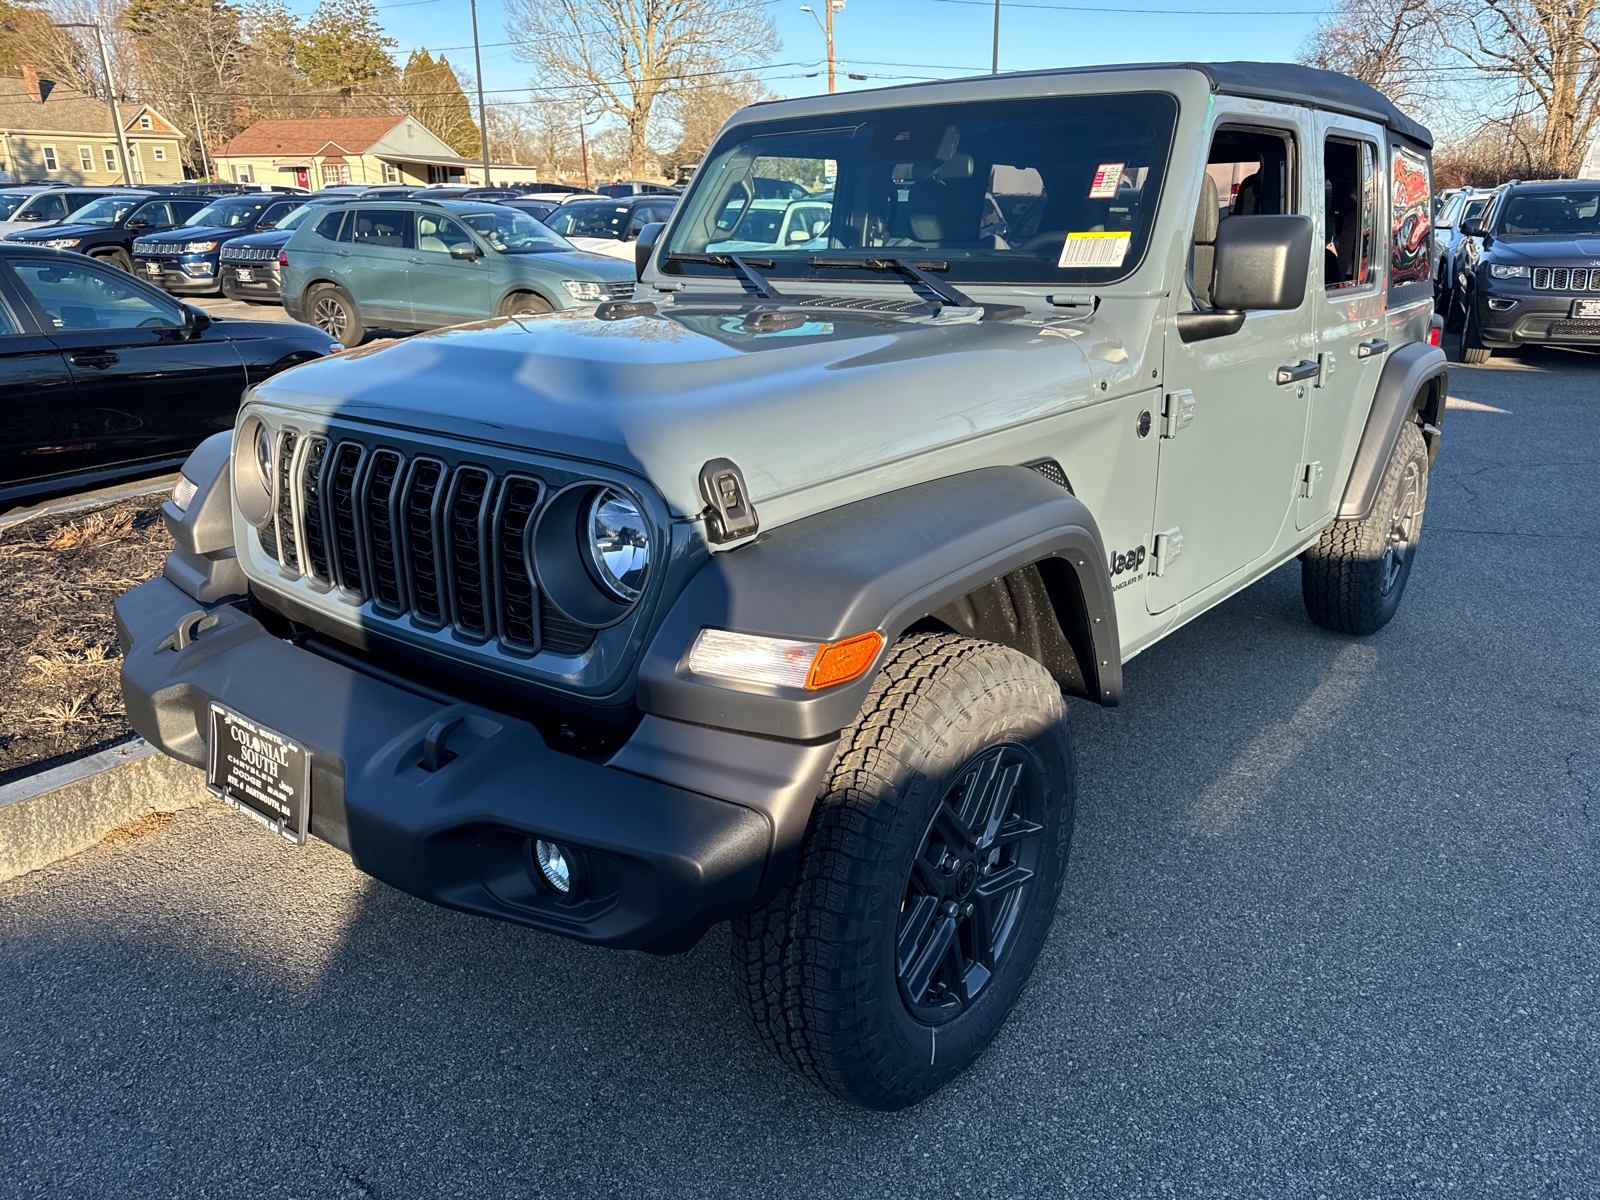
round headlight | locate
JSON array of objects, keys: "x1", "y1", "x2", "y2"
[
  {"x1": 254, "y1": 423, "x2": 273, "y2": 480},
  {"x1": 584, "y1": 489, "x2": 650, "y2": 601},
  {"x1": 233, "y1": 414, "x2": 276, "y2": 529}
]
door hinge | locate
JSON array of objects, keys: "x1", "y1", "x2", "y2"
[
  {"x1": 1316, "y1": 351, "x2": 1335, "y2": 388},
  {"x1": 1300, "y1": 461, "x2": 1324, "y2": 499},
  {"x1": 1151, "y1": 528, "x2": 1184, "y2": 576},
  {"x1": 699, "y1": 458, "x2": 760, "y2": 544},
  {"x1": 1161, "y1": 390, "x2": 1195, "y2": 439}
]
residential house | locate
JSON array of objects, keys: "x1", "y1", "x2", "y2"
[
  {"x1": 213, "y1": 113, "x2": 539, "y2": 189},
  {"x1": 0, "y1": 66, "x2": 185, "y2": 185}
]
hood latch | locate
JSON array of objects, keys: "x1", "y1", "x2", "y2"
[{"x1": 699, "y1": 458, "x2": 759, "y2": 545}]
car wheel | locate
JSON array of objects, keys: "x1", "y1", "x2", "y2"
[
  {"x1": 730, "y1": 632, "x2": 1076, "y2": 1110},
  {"x1": 498, "y1": 292, "x2": 553, "y2": 317},
  {"x1": 1300, "y1": 421, "x2": 1429, "y2": 636},
  {"x1": 1445, "y1": 277, "x2": 1469, "y2": 333},
  {"x1": 307, "y1": 284, "x2": 365, "y2": 348},
  {"x1": 1459, "y1": 290, "x2": 1493, "y2": 364},
  {"x1": 94, "y1": 249, "x2": 134, "y2": 273}
]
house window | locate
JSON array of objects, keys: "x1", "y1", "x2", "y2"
[
  {"x1": 382, "y1": 162, "x2": 399, "y2": 183},
  {"x1": 234, "y1": 164, "x2": 253, "y2": 183},
  {"x1": 104, "y1": 147, "x2": 118, "y2": 173},
  {"x1": 322, "y1": 163, "x2": 351, "y2": 184},
  {"x1": 139, "y1": 115, "x2": 152, "y2": 130},
  {"x1": 80, "y1": 146, "x2": 95, "y2": 172},
  {"x1": 153, "y1": 147, "x2": 166, "y2": 162},
  {"x1": 42, "y1": 146, "x2": 58, "y2": 171}
]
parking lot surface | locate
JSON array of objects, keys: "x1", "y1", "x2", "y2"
[{"x1": 2, "y1": 343, "x2": 1597, "y2": 1199}]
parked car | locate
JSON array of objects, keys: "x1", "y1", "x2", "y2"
[
  {"x1": 0, "y1": 244, "x2": 339, "y2": 509},
  {"x1": 116, "y1": 61, "x2": 1446, "y2": 1110},
  {"x1": 0, "y1": 185, "x2": 146, "y2": 237},
  {"x1": 407, "y1": 187, "x2": 522, "y2": 201},
  {"x1": 145, "y1": 182, "x2": 306, "y2": 196},
  {"x1": 219, "y1": 199, "x2": 338, "y2": 303},
  {"x1": 3, "y1": 193, "x2": 219, "y2": 272},
  {"x1": 1450, "y1": 178, "x2": 1600, "y2": 361},
  {"x1": 495, "y1": 197, "x2": 564, "y2": 223},
  {"x1": 132, "y1": 194, "x2": 307, "y2": 296},
  {"x1": 1432, "y1": 185, "x2": 1499, "y2": 313},
  {"x1": 594, "y1": 180, "x2": 680, "y2": 197},
  {"x1": 279, "y1": 198, "x2": 637, "y2": 346},
  {"x1": 707, "y1": 196, "x2": 832, "y2": 252},
  {"x1": 541, "y1": 195, "x2": 678, "y2": 260}
]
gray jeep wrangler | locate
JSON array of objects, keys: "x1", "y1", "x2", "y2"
[{"x1": 116, "y1": 61, "x2": 1447, "y2": 1110}]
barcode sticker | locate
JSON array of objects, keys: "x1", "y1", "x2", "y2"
[
  {"x1": 1058, "y1": 232, "x2": 1131, "y2": 269},
  {"x1": 1088, "y1": 163, "x2": 1125, "y2": 199}
]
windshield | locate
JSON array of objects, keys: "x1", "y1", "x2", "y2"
[
  {"x1": 459, "y1": 208, "x2": 573, "y2": 252},
  {"x1": 271, "y1": 203, "x2": 323, "y2": 231},
  {"x1": 664, "y1": 92, "x2": 1179, "y2": 287},
  {"x1": 0, "y1": 191, "x2": 35, "y2": 220},
  {"x1": 1496, "y1": 189, "x2": 1600, "y2": 236},
  {"x1": 63, "y1": 195, "x2": 143, "y2": 226},
  {"x1": 544, "y1": 202, "x2": 632, "y2": 240},
  {"x1": 185, "y1": 199, "x2": 270, "y2": 228}
]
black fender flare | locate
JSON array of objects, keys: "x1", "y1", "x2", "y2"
[
  {"x1": 1338, "y1": 342, "x2": 1448, "y2": 521},
  {"x1": 635, "y1": 466, "x2": 1121, "y2": 742}
]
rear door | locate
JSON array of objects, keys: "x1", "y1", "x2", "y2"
[
  {"x1": 0, "y1": 270, "x2": 83, "y2": 493},
  {"x1": 408, "y1": 211, "x2": 492, "y2": 325},
  {"x1": 7, "y1": 255, "x2": 246, "y2": 472}
]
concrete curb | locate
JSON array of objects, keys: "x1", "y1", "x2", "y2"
[
  {"x1": 0, "y1": 739, "x2": 208, "y2": 883},
  {"x1": 0, "y1": 475, "x2": 177, "y2": 531}
]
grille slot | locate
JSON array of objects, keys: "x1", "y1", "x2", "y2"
[
  {"x1": 1552, "y1": 268, "x2": 1570, "y2": 291},
  {"x1": 604, "y1": 281, "x2": 636, "y2": 300},
  {"x1": 401, "y1": 458, "x2": 447, "y2": 625},
  {"x1": 274, "y1": 430, "x2": 300, "y2": 573},
  {"x1": 362, "y1": 450, "x2": 407, "y2": 613},
  {"x1": 444, "y1": 466, "x2": 496, "y2": 638},
  {"x1": 326, "y1": 442, "x2": 367, "y2": 597},
  {"x1": 540, "y1": 596, "x2": 596, "y2": 656},
  {"x1": 299, "y1": 436, "x2": 331, "y2": 583},
  {"x1": 492, "y1": 475, "x2": 543, "y2": 651}
]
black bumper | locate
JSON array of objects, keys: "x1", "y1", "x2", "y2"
[
  {"x1": 134, "y1": 257, "x2": 221, "y2": 295},
  {"x1": 1476, "y1": 292, "x2": 1600, "y2": 347},
  {"x1": 220, "y1": 264, "x2": 282, "y2": 301},
  {"x1": 114, "y1": 576, "x2": 778, "y2": 952}
]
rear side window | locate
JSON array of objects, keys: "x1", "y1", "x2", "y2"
[
  {"x1": 1388, "y1": 142, "x2": 1432, "y2": 301},
  {"x1": 347, "y1": 209, "x2": 414, "y2": 248},
  {"x1": 315, "y1": 211, "x2": 348, "y2": 240}
]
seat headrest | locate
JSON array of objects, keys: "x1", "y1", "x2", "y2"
[{"x1": 1195, "y1": 172, "x2": 1219, "y2": 245}]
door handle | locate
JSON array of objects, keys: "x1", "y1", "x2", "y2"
[
  {"x1": 407, "y1": 257, "x2": 426, "y2": 265},
  {"x1": 1276, "y1": 360, "x2": 1319, "y2": 385},
  {"x1": 334, "y1": 249, "x2": 351, "y2": 257},
  {"x1": 1357, "y1": 338, "x2": 1390, "y2": 359},
  {"x1": 70, "y1": 352, "x2": 118, "y2": 369}
]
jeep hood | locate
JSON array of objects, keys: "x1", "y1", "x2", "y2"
[
  {"x1": 1490, "y1": 235, "x2": 1600, "y2": 261},
  {"x1": 255, "y1": 304, "x2": 1100, "y2": 519}
]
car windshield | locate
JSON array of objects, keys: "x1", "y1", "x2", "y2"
[
  {"x1": 1496, "y1": 189, "x2": 1600, "y2": 236},
  {"x1": 0, "y1": 191, "x2": 36, "y2": 220},
  {"x1": 544, "y1": 202, "x2": 632, "y2": 240},
  {"x1": 459, "y1": 208, "x2": 574, "y2": 252},
  {"x1": 663, "y1": 91, "x2": 1179, "y2": 287},
  {"x1": 63, "y1": 195, "x2": 144, "y2": 225},
  {"x1": 271, "y1": 203, "x2": 323, "y2": 231},
  {"x1": 185, "y1": 199, "x2": 270, "y2": 228}
]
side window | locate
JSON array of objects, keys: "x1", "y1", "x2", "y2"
[
  {"x1": 415, "y1": 213, "x2": 476, "y2": 254},
  {"x1": 0, "y1": 291, "x2": 22, "y2": 336},
  {"x1": 10, "y1": 260, "x2": 182, "y2": 331},
  {"x1": 1323, "y1": 138, "x2": 1378, "y2": 289},
  {"x1": 35, "y1": 194, "x2": 70, "y2": 221},
  {"x1": 134, "y1": 202, "x2": 172, "y2": 225},
  {"x1": 348, "y1": 209, "x2": 414, "y2": 249},
  {"x1": 260, "y1": 202, "x2": 296, "y2": 228},
  {"x1": 315, "y1": 211, "x2": 348, "y2": 241},
  {"x1": 1388, "y1": 142, "x2": 1432, "y2": 297},
  {"x1": 174, "y1": 200, "x2": 206, "y2": 222},
  {"x1": 625, "y1": 206, "x2": 652, "y2": 235}
]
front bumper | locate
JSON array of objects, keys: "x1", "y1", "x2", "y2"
[
  {"x1": 115, "y1": 575, "x2": 800, "y2": 953},
  {"x1": 133, "y1": 253, "x2": 221, "y2": 294},
  {"x1": 220, "y1": 263, "x2": 282, "y2": 300},
  {"x1": 1476, "y1": 288, "x2": 1600, "y2": 346}
]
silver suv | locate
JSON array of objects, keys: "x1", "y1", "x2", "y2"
[{"x1": 118, "y1": 60, "x2": 1446, "y2": 1110}]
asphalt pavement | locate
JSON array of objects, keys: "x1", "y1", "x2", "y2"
[{"x1": 2, "y1": 340, "x2": 1597, "y2": 1199}]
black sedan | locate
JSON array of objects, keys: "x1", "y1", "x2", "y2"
[
  {"x1": 3, "y1": 193, "x2": 220, "y2": 273},
  {"x1": 0, "y1": 246, "x2": 341, "y2": 510}
]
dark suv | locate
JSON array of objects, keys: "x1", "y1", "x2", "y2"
[
  {"x1": 1453, "y1": 179, "x2": 1600, "y2": 361},
  {"x1": 4, "y1": 193, "x2": 217, "y2": 273},
  {"x1": 132, "y1": 194, "x2": 306, "y2": 296},
  {"x1": 219, "y1": 199, "x2": 335, "y2": 303}
]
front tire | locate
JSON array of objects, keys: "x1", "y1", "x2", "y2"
[
  {"x1": 306, "y1": 283, "x2": 365, "y2": 348},
  {"x1": 498, "y1": 291, "x2": 553, "y2": 317},
  {"x1": 94, "y1": 248, "x2": 134, "y2": 273},
  {"x1": 1459, "y1": 292, "x2": 1493, "y2": 364},
  {"x1": 731, "y1": 633, "x2": 1075, "y2": 1110},
  {"x1": 1300, "y1": 421, "x2": 1429, "y2": 636}
]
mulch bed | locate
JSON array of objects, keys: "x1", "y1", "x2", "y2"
[{"x1": 0, "y1": 496, "x2": 172, "y2": 788}]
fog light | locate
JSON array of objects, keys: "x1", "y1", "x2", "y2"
[
  {"x1": 534, "y1": 840, "x2": 573, "y2": 894},
  {"x1": 1487, "y1": 298, "x2": 1517, "y2": 311}
]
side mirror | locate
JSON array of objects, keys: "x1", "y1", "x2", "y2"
[
  {"x1": 635, "y1": 221, "x2": 665, "y2": 280},
  {"x1": 127, "y1": 218, "x2": 149, "y2": 229},
  {"x1": 1460, "y1": 218, "x2": 1486, "y2": 237},
  {"x1": 449, "y1": 244, "x2": 480, "y2": 260},
  {"x1": 1178, "y1": 214, "x2": 1312, "y2": 343},
  {"x1": 181, "y1": 303, "x2": 212, "y2": 336}
]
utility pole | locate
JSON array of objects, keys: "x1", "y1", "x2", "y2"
[
  {"x1": 189, "y1": 91, "x2": 213, "y2": 181},
  {"x1": 578, "y1": 114, "x2": 590, "y2": 188},
  {"x1": 55, "y1": 22, "x2": 134, "y2": 183},
  {"x1": 991, "y1": 0, "x2": 1000, "y2": 73},
  {"x1": 470, "y1": 0, "x2": 492, "y2": 185}
]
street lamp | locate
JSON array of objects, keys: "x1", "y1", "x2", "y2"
[
  {"x1": 798, "y1": 1, "x2": 844, "y2": 94},
  {"x1": 469, "y1": 0, "x2": 492, "y2": 186},
  {"x1": 52, "y1": 21, "x2": 135, "y2": 184}
]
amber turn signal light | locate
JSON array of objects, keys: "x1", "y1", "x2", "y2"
[{"x1": 806, "y1": 632, "x2": 884, "y2": 690}]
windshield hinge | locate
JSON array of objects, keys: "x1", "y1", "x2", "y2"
[{"x1": 699, "y1": 458, "x2": 759, "y2": 545}]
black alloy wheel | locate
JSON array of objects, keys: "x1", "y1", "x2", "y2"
[
  {"x1": 95, "y1": 248, "x2": 134, "y2": 273},
  {"x1": 897, "y1": 744, "x2": 1046, "y2": 1023}
]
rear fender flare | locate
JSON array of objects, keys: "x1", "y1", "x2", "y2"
[
  {"x1": 635, "y1": 466, "x2": 1121, "y2": 742},
  {"x1": 1339, "y1": 342, "x2": 1448, "y2": 520}
]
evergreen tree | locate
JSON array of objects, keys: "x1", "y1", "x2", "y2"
[
  {"x1": 298, "y1": 0, "x2": 394, "y2": 94},
  {"x1": 395, "y1": 47, "x2": 480, "y2": 156}
]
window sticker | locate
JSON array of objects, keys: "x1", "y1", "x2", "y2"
[
  {"x1": 1058, "y1": 231, "x2": 1131, "y2": 269},
  {"x1": 1088, "y1": 163, "x2": 1125, "y2": 199}
]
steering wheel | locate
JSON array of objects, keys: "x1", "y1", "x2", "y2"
[
  {"x1": 138, "y1": 315, "x2": 175, "y2": 328},
  {"x1": 1020, "y1": 231, "x2": 1069, "y2": 255}
]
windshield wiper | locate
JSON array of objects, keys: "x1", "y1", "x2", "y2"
[
  {"x1": 667, "y1": 251, "x2": 785, "y2": 299},
  {"x1": 808, "y1": 256, "x2": 1024, "y2": 320}
]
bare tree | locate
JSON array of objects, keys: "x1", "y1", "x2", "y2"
[
  {"x1": 505, "y1": 0, "x2": 776, "y2": 178},
  {"x1": 1437, "y1": 0, "x2": 1600, "y2": 177},
  {"x1": 527, "y1": 97, "x2": 579, "y2": 177},
  {"x1": 657, "y1": 70, "x2": 768, "y2": 177},
  {"x1": 1297, "y1": 0, "x2": 1441, "y2": 114}
]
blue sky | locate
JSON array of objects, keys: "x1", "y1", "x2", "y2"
[{"x1": 285, "y1": 0, "x2": 1331, "y2": 113}]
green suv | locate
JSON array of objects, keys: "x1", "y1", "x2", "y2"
[{"x1": 280, "y1": 199, "x2": 637, "y2": 347}]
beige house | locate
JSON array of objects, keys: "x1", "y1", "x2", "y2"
[
  {"x1": 0, "y1": 66, "x2": 185, "y2": 186},
  {"x1": 213, "y1": 113, "x2": 539, "y2": 189}
]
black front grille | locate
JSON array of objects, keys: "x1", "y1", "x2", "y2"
[
  {"x1": 274, "y1": 431, "x2": 299, "y2": 572},
  {"x1": 271, "y1": 438, "x2": 597, "y2": 656}
]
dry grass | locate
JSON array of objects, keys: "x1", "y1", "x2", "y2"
[
  {"x1": 100, "y1": 810, "x2": 178, "y2": 846},
  {"x1": 0, "y1": 495, "x2": 171, "y2": 786}
]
